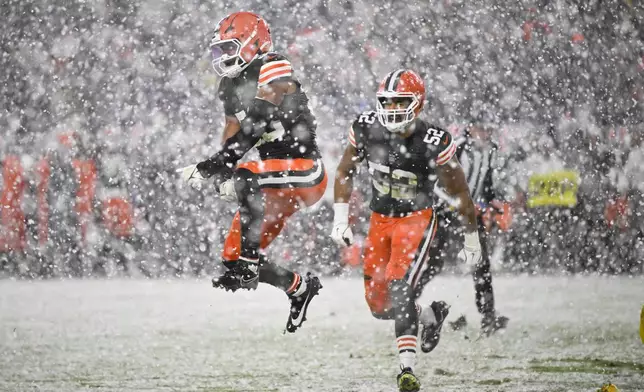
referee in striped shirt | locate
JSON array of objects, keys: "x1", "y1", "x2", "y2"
[{"x1": 420, "y1": 124, "x2": 509, "y2": 336}]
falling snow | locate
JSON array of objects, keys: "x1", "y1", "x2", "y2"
[{"x1": 1, "y1": 1, "x2": 643, "y2": 391}]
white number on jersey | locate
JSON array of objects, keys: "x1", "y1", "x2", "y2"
[
  {"x1": 368, "y1": 161, "x2": 418, "y2": 200},
  {"x1": 358, "y1": 112, "x2": 377, "y2": 125},
  {"x1": 423, "y1": 128, "x2": 444, "y2": 146}
]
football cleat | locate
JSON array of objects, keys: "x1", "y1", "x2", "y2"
[
  {"x1": 211, "y1": 262, "x2": 259, "y2": 292},
  {"x1": 420, "y1": 301, "x2": 450, "y2": 353},
  {"x1": 481, "y1": 312, "x2": 509, "y2": 336},
  {"x1": 397, "y1": 367, "x2": 421, "y2": 392},
  {"x1": 285, "y1": 273, "x2": 322, "y2": 333}
]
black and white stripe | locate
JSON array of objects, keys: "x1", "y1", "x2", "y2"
[
  {"x1": 456, "y1": 138, "x2": 496, "y2": 203},
  {"x1": 405, "y1": 212, "x2": 438, "y2": 288},
  {"x1": 384, "y1": 69, "x2": 405, "y2": 92},
  {"x1": 256, "y1": 159, "x2": 325, "y2": 189}
]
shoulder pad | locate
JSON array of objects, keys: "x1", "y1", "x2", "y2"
[
  {"x1": 355, "y1": 111, "x2": 378, "y2": 127},
  {"x1": 263, "y1": 52, "x2": 289, "y2": 63},
  {"x1": 425, "y1": 123, "x2": 448, "y2": 134},
  {"x1": 258, "y1": 53, "x2": 293, "y2": 87},
  {"x1": 350, "y1": 111, "x2": 378, "y2": 153},
  {"x1": 419, "y1": 125, "x2": 455, "y2": 165}
]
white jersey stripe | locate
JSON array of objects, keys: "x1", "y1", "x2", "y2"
[
  {"x1": 436, "y1": 143, "x2": 456, "y2": 165},
  {"x1": 259, "y1": 65, "x2": 292, "y2": 80},
  {"x1": 259, "y1": 60, "x2": 291, "y2": 75},
  {"x1": 257, "y1": 70, "x2": 293, "y2": 87},
  {"x1": 407, "y1": 213, "x2": 437, "y2": 287},
  {"x1": 256, "y1": 159, "x2": 323, "y2": 186},
  {"x1": 349, "y1": 126, "x2": 356, "y2": 147}
]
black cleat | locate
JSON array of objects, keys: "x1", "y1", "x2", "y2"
[
  {"x1": 481, "y1": 313, "x2": 509, "y2": 336},
  {"x1": 420, "y1": 300, "x2": 450, "y2": 353},
  {"x1": 285, "y1": 273, "x2": 322, "y2": 333},
  {"x1": 397, "y1": 367, "x2": 421, "y2": 392},
  {"x1": 211, "y1": 262, "x2": 259, "y2": 292}
]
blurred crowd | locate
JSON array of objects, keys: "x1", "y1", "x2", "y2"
[{"x1": 1, "y1": 0, "x2": 643, "y2": 278}]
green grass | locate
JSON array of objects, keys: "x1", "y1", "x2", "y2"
[
  {"x1": 520, "y1": 357, "x2": 644, "y2": 375},
  {"x1": 558, "y1": 358, "x2": 644, "y2": 372}
]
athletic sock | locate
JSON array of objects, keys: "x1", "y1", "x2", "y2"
[
  {"x1": 396, "y1": 335, "x2": 417, "y2": 371},
  {"x1": 286, "y1": 273, "x2": 307, "y2": 297}
]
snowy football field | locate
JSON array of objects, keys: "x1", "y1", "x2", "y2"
[{"x1": 1, "y1": 275, "x2": 642, "y2": 392}]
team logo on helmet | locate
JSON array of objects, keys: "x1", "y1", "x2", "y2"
[
  {"x1": 376, "y1": 69, "x2": 426, "y2": 132},
  {"x1": 210, "y1": 12, "x2": 273, "y2": 78}
]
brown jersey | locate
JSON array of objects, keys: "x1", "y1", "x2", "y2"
[
  {"x1": 350, "y1": 111, "x2": 456, "y2": 216},
  {"x1": 217, "y1": 52, "x2": 319, "y2": 160}
]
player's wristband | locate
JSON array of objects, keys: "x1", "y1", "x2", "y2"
[
  {"x1": 463, "y1": 230, "x2": 481, "y2": 252},
  {"x1": 333, "y1": 203, "x2": 350, "y2": 226}
]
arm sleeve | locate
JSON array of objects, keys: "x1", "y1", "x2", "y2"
[
  {"x1": 197, "y1": 98, "x2": 277, "y2": 177},
  {"x1": 348, "y1": 126, "x2": 357, "y2": 148},
  {"x1": 435, "y1": 130, "x2": 456, "y2": 165}
]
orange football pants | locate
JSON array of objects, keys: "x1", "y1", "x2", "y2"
[
  {"x1": 363, "y1": 208, "x2": 437, "y2": 315},
  {"x1": 222, "y1": 158, "x2": 327, "y2": 261}
]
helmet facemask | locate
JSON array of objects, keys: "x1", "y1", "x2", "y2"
[
  {"x1": 210, "y1": 38, "x2": 249, "y2": 78},
  {"x1": 376, "y1": 92, "x2": 420, "y2": 133},
  {"x1": 210, "y1": 12, "x2": 274, "y2": 79}
]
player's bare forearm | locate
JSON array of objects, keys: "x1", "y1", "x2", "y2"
[
  {"x1": 334, "y1": 145, "x2": 359, "y2": 203},
  {"x1": 221, "y1": 116, "x2": 241, "y2": 144},
  {"x1": 455, "y1": 190, "x2": 478, "y2": 233},
  {"x1": 437, "y1": 157, "x2": 478, "y2": 233},
  {"x1": 334, "y1": 174, "x2": 354, "y2": 203}
]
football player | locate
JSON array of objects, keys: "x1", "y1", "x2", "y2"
[
  {"x1": 180, "y1": 12, "x2": 326, "y2": 333},
  {"x1": 331, "y1": 69, "x2": 483, "y2": 392},
  {"x1": 431, "y1": 125, "x2": 509, "y2": 336}
]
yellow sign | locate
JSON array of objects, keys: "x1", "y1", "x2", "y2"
[{"x1": 527, "y1": 170, "x2": 580, "y2": 208}]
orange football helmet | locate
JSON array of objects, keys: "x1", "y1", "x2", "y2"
[
  {"x1": 210, "y1": 12, "x2": 273, "y2": 78},
  {"x1": 376, "y1": 69, "x2": 426, "y2": 132}
]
